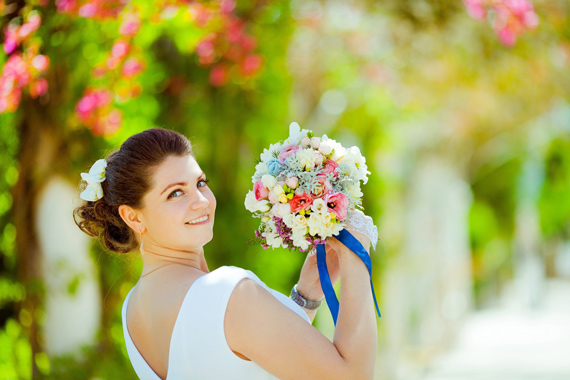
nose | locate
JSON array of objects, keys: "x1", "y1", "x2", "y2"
[{"x1": 190, "y1": 188, "x2": 209, "y2": 210}]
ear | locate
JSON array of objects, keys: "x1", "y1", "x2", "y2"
[{"x1": 118, "y1": 204, "x2": 145, "y2": 235}]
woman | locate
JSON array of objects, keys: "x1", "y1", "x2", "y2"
[{"x1": 73, "y1": 128, "x2": 378, "y2": 380}]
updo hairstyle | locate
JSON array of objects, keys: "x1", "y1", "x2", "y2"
[{"x1": 73, "y1": 128, "x2": 194, "y2": 254}]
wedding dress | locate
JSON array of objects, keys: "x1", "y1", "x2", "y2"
[{"x1": 122, "y1": 265, "x2": 310, "y2": 380}]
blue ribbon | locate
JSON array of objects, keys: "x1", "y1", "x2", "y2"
[{"x1": 316, "y1": 229, "x2": 381, "y2": 325}]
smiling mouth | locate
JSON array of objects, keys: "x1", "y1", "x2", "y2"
[{"x1": 186, "y1": 214, "x2": 210, "y2": 225}]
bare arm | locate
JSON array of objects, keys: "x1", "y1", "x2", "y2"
[{"x1": 224, "y1": 236, "x2": 378, "y2": 380}]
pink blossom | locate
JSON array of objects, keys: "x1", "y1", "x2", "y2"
[
  {"x1": 324, "y1": 192, "x2": 348, "y2": 221},
  {"x1": 76, "y1": 88, "x2": 112, "y2": 122},
  {"x1": 18, "y1": 13, "x2": 41, "y2": 39},
  {"x1": 322, "y1": 159, "x2": 339, "y2": 177},
  {"x1": 119, "y1": 15, "x2": 141, "y2": 37},
  {"x1": 78, "y1": 3, "x2": 97, "y2": 18},
  {"x1": 30, "y1": 78, "x2": 48, "y2": 98},
  {"x1": 241, "y1": 54, "x2": 262, "y2": 76},
  {"x1": 4, "y1": 25, "x2": 19, "y2": 55},
  {"x1": 253, "y1": 181, "x2": 269, "y2": 201},
  {"x1": 290, "y1": 192, "x2": 313, "y2": 213},
  {"x1": 56, "y1": 0, "x2": 77, "y2": 14},
  {"x1": 278, "y1": 144, "x2": 299, "y2": 164},
  {"x1": 121, "y1": 57, "x2": 144, "y2": 78},
  {"x1": 32, "y1": 55, "x2": 49, "y2": 72},
  {"x1": 219, "y1": 0, "x2": 236, "y2": 14},
  {"x1": 285, "y1": 177, "x2": 298, "y2": 189},
  {"x1": 92, "y1": 109, "x2": 122, "y2": 136},
  {"x1": 311, "y1": 174, "x2": 332, "y2": 199},
  {"x1": 463, "y1": 0, "x2": 486, "y2": 19},
  {"x1": 112, "y1": 40, "x2": 130, "y2": 58},
  {"x1": 209, "y1": 64, "x2": 228, "y2": 87},
  {"x1": 240, "y1": 35, "x2": 257, "y2": 51},
  {"x1": 497, "y1": 27, "x2": 517, "y2": 47}
]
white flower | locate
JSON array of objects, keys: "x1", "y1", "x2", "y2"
[
  {"x1": 261, "y1": 174, "x2": 277, "y2": 189},
  {"x1": 283, "y1": 213, "x2": 309, "y2": 233},
  {"x1": 268, "y1": 191, "x2": 279, "y2": 204},
  {"x1": 310, "y1": 137, "x2": 320, "y2": 149},
  {"x1": 345, "y1": 181, "x2": 363, "y2": 200},
  {"x1": 311, "y1": 198, "x2": 327, "y2": 214},
  {"x1": 329, "y1": 141, "x2": 348, "y2": 161},
  {"x1": 81, "y1": 159, "x2": 107, "y2": 183},
  {"x1": 244, "y1": 190, "x2": 270, "y2": 213},
  {"x1": 323, "y1": 220, "x2": 343, "y2": 238},
  {"x1": 265, "y1": 231, "x2": 285, "y2": 249},
  {"x1": 80, "y1": 159, "x2": 107, "y2": 201},
  {"x1": 292, "y1": 233, "x2": 310, "y2": 250},
  {"x1": 253, "y1": 162, "x2": 268, "y2": 182},
  {"x1": 296, "y1": 148, "x2": 316, "y2": 171},
  {"x1": 307, "y1": 212, "x2": 330, "y2": 236},
  {"x1": 271, "y1": 203, "x2": 291, "y2": 218},
  {"x1": 314, "y1": 152, "x2": 324, "y2": 166},
  {"x1": 347, "y1": 146, "x2": 370, "y2": 184},
  {"x1": 260, "y1": 142, "x2": 283, "y2": 163},
  {"x1": 337, "y1": 162, "x2": 359, "y2": 179},
  {"x1": 80, "y1": 182, "x2": 104, "y2": 202},
  {"x1": 284, "y1": 122, "x2": 311, "y2": 146},
  {"x1": 318, "y1": 143, "x2": 332, "y2": 156},
  {"x1": 272, "y1": 184, "x2": 285, "y2": 196}
]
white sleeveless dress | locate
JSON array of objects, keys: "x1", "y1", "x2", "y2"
[{"x1": 121, "y1": 265, "x2": 311, "y2": 380}]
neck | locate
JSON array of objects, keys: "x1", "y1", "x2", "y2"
[{"x1": 140, "y1": 238, "x2": 210, "y2": 273}]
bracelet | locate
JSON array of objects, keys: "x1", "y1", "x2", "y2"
[{"x1": 290, "y1": 284, "x2": 323, "y2": 310}]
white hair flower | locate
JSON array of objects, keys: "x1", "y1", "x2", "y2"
[{"x1": 80, "y1": 159, "x2": 107, "y2": 201}]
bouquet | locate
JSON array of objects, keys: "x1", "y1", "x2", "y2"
[
  {"x1": 245, "y1": 122, "x2": 382, "y2": 324},
  {"x1": 244, "y1": 122, "x2": 372, "y2": 252}
]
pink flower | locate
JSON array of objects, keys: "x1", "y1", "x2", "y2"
[
  {"x1": 122, "y1": 57, "x2": 144, "y2": 78},
  {"x1": 290, "y1": 192, "x2": 313, "y2": 213},
  {"x1": 209, "y1": 64, "x2": 229, "y2": 87},
  {"x1": 311, "y1": 174, "x2": 332, "y2": 199},
  {"x1": 18, "y1": 13, "x2": 41, "y2": 39},
  {"x1": 324, "y1": 192, "x2": 348, "y2": 221},
  {"x1": 285, "y1": 176, "x2": 298, "y2": 189},
  {"x1": 119, "y1": 15, "x2": 141, "y2": 37},
  {"x1": 322, "y1": 159, "x2": 339, "y2": 177},
  {"x1": 76, "y1": 88, "x2": 112, "y2": 123},
  {"x1": 112, "y1": 40, "x2": 130, "y2": 58},
  {"x1": 241, "y1": 54, "x2": 262, "y2": 76},
  {"x1": 253, "y1": 180, "x2": 269, "y2": 201},
  {"x1": 497, "y1": 27, "x2": 517, "y2": 47},
  {"x1": 32, "y1": 55, "x2": 49, "y2": 72},
  {"x1": 4, "y1": 25, "x2": 19, "y2": 55},
  {"x1": 30, "y1": 78, "x2": 48, "y2": 98},
  {"x1": 463, "y1": 0, "x2": 486, "y2": 20},
  {"x1": 55, "y1": 0, "x2": 77, "y2": 14},
  {"x1": 278, "y1": 144, "x2": 299, "y2": 164}
]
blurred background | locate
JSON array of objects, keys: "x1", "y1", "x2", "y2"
[{"x1": 1, "y1": 0, "x2": 569, "y2": 379}]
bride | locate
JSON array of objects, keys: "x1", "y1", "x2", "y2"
[{"x1": 73, "y1": 128, "x2": 377, "y2": 380}]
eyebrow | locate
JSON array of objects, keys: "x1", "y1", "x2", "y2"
[{"x1": 160, "y1": 171, "x2": 206, "y2": 195}]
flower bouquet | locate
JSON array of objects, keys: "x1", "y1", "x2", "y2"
[{"x1": 245, "y1": 122, "x2": 381, "y2": 324}]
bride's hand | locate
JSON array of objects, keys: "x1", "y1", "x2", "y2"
[{"x1": 296, "y1": 241, "x2": 341, "y2": 301}]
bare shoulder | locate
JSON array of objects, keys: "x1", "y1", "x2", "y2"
[{"x1": 223, "y1": 278, "x2": 354, "y2": 380}]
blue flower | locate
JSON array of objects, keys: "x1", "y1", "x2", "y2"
[{"x1": 267, "y1": 159, "x2": 283, "y2": 176}]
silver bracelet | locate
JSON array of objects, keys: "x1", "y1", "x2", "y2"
[{"x1": 290, "y1": 284, "x2": 323, "y2": 310}]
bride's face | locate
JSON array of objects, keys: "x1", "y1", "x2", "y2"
[{"x1": 140, "y1": 154, "x2": 216, "y2": 250}]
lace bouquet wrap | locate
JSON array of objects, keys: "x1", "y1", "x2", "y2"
[{"x1": 245, "y1": 122, "x2": 381, "y2": 324}]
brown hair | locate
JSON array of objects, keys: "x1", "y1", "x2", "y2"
[{"x1": 73, "y1": 128, "x2": 194, "y2": 254}]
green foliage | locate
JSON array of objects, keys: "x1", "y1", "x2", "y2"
[
  {"x1": 539, "y1": 138, "x2": 570, "y2": 238},
  {"x1": 0, "y1": 319, "x2": 33, "y2": 379}
]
